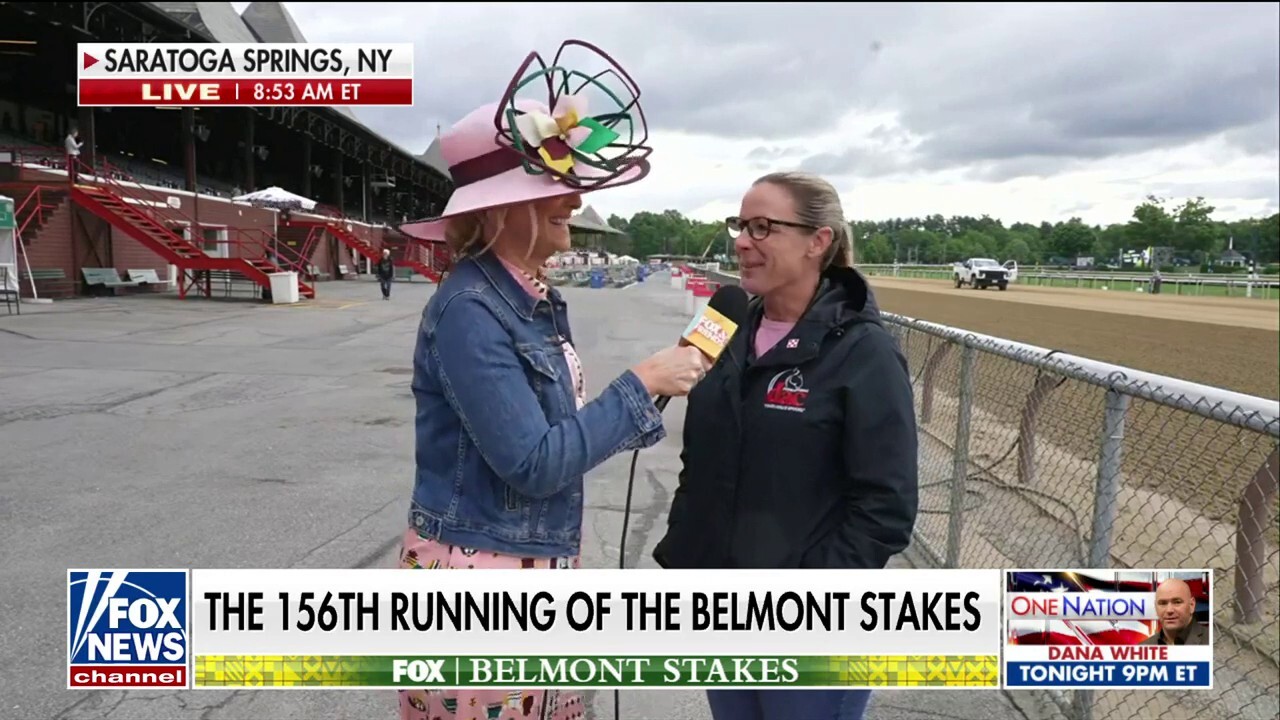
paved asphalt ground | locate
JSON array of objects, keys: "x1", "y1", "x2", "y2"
[{"x1": 0, "y1": 272, "x2": 1055, "y2": 720}]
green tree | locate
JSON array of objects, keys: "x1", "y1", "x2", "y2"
[
  {"x1": 1093, "y1": 224, "x2": 1129, "y2": 264},
  {"x1": 1004, "y1": 236, "x2": 1032, "y2": 263},
  {"x1": 1171, "y1": 197, "x2": 1219, "y2": 257},
  {"x1": 894, "y1": 228, "x2": 942, "y2": 263},
  {"x1": 860, "y1": 233, "x2": 894, "y2": 263},
  {"x1": 958, "y1": 229, "x2": 997, "y2": 258},
  {"x1": 1127, "y1": 195, "x2": 1176, "y2": 252},
  {"x1": 606, "y1": 204, "x2": 1279, "y2": 267},
  {"x1": 1049, "y1": 218, "x2": 1096, "y2": 259},
  {"x1": 1259, "y1": 213, "x2": 1280, "y2": 264}
]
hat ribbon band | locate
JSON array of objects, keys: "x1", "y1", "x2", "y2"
[{"x1": 449, "y1": 146, "x2": 538, "y2": 188}]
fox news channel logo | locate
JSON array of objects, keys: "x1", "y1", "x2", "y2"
[
  {"x1": 68, "y1": 570, "x2": 190, "y2": 689},
  {"x1": 1003, "y1": 569, "x2": 1213, "y2": 690}
]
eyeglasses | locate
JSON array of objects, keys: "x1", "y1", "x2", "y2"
[{"x1": 725, "y1": 215, "x2": 819, "y2": 241}]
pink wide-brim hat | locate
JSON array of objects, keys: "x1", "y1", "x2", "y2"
[{"x1": 401, "y1": 40, "x2": 652, "y2": 242}]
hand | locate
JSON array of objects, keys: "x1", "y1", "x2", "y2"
[{"x1": 631, "y1": 345, "x2": 713, "y2": 398}]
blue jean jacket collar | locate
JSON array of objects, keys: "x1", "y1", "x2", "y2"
[{"x1": 470, "y1": 249, "x2": 566, "y2": 322}]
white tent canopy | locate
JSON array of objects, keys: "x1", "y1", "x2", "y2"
[{"x1": 233, "y1": 186, "x2": 317, "y2": 211}]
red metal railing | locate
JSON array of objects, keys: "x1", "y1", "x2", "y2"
[
  {"x1": 14, "y1": 185, "x2": 62, "y2": 240},
  {"x1": 67, "y1": 154, "x2": 287, "y2": 264},
  {"x1": 298, "y1": 226, "x2": 324, "y2": 276},
  {"x1": 268, "y1": 226, "x2": 318, "y2": 278}
]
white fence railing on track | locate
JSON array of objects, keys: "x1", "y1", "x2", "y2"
[{"x1": 851, "y1": 264, "x2": 1280, "y2": 300}]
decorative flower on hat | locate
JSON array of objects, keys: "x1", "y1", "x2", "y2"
[
  {"x1": 492, "y1": 40, "x2": 653, "y2": 189},
  {"x1": 511, "y1": 94, "x2": 620, "y2": 177}
]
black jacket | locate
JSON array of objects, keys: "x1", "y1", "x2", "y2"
[
  {"x1": 375, "y1": 257, "x2": 395, "y2": 280},
  {"x1": 653, "y1": 266, "x2": 919, "y2": 570}
]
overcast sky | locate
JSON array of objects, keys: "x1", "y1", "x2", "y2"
[{"x1": 242, "y1": 2, "x2": 1278, "y2": 227}]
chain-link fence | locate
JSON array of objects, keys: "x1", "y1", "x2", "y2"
[
  {"x1": 701, "y1": 267, "x2": 1280, "y2": 720},
  {"x1": 885, "y1": 314, "x2": 1279, "y2": 720}
]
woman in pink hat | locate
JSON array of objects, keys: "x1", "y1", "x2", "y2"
[{"x1": 396, "y1": 41, "x2": 709, "y2": 720}]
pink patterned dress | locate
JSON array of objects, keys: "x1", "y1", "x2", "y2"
[{"x1": 398, "y1": 258, "x2": 589, "y2": 720}]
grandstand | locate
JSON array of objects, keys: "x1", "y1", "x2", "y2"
[{"x1": 0, "y1": 1, "x2": 453, "y2": 300}]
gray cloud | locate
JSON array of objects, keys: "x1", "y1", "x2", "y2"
[
  {"x1": 1148, "y1": 178, "x2": 1280, "y2": 207},
  {"x1": 276, "y1": 1, "x2": 1278, "y2": 195},
  {"x1": 746, "y1": 146, "x2": 803, "y2": 162},
  {"x1": 798, "y1": 146, "x2": 908, "y2": 178},
  {"x1": 1223, "y1": 118, "x2": 1280, "y2": 157},
  {"x1": 745, "y1": 145, "x2": 806, "y2": 170}
]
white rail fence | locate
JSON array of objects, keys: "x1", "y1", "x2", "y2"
[
  {"x1": 699, "y1": 267, "x2": 1280, "y2": 720},
  {"x1": 853, "y1": 264, "x2": 1280, "y2": 299}
]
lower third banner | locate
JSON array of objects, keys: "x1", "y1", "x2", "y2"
[
  {"x1": 72, "y1": 566, "x2": 1004, "y2": 690},
  {"x1": 194, "y1": 655, "x2": 1000, "y2": 689}
]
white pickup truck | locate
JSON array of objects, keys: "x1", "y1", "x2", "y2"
[{"x1": 953, "y1": 258, "x2": 1018, "y2": 290}]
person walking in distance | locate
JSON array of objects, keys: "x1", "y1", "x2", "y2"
[
  {"x1": 376, "y1": 248, "x2": 395, "y2": 300},
  {"x1": 654, "y1": 171, "x2": 920, "y2": 720},
  {"x1": 394, "y1": 39, "x2": 709, "y2": 720}
]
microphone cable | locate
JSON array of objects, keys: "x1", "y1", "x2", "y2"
[{"x1": 614, "y1": 445, "x2": 642, "y2": 720}]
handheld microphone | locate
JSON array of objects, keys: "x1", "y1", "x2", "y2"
[{"x1": 654, "y1": 284, "x2": 750, "y2": 411}]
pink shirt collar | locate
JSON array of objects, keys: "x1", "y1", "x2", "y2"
[{"x1": 497, "y1": 255, "x2": 549, "y2": 299}]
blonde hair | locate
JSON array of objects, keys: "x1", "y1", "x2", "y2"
[
  {"x1": 754, "y1": 171, "x2": 854, "y2": 269},
  {"x1": 444, "y1": 203, "x2": 541, "y2": 262}
]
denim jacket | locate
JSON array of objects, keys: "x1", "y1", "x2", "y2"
[{"x1": 409, "y1": 250, "x2": 667, "y2": 557}]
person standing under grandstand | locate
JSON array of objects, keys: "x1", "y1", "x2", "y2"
[
  {"x1": 375, "y1": 248, "x2": 394, "y2": 300},
  {"x1": 65, "y1": 128, "x2": 82, "y2": 183},
  {"x1": 394, "y1": 40, "x2": 709, "y2": 720},
  {"x1": 653, "y1": 171, "x2": 920, "y2": 720}
]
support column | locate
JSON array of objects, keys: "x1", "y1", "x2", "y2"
[
  {"x1": 76, "y1": 107, "x2": 96, "y2": 170},
  {"x1": 362, "y1": 162, "x2": 371, "y2": 223},
  {"x1": 181, "y1": 108, "x2": 197, "y2": 192},
  {"x1": 242, "y1": 110, "x2": 255, "y2": 191},
  {"x1": 332, "y1": 152, "x2": 344, "y2": 213},
  {"x1": 331, "y1": 151, "x2": 345, "y2": 276},
  {"x1": 301, "y1": 135, "x2": 312, "y2": 197}
]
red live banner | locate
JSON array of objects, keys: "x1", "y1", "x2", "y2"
[{"x1": 78, "y1": 78, "x2": 413, "y2": 106}]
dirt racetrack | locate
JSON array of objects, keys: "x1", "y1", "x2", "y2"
[
  {"x1": 868, "y1": 277, "x2": 1279, "y2": 400},
  {"x1": 868, "y1": 274, "x2": 1280, "y2": 554}
]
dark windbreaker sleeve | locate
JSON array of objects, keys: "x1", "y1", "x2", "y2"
[{"x1": 802, "y1": 325, "x2": 919, "y2": 569}]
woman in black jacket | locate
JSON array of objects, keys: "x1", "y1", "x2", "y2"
[{"x1": 653, "y1": 171, "x2": 919, "y2": 720}]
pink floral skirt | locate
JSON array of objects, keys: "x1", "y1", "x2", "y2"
[{"x1": 397, "y1": 528, "x2": 588, "y2": 720}]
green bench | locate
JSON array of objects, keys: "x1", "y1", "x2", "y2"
[{"x1": 21, "y1": 268, "x2": 75, "y2": 297}]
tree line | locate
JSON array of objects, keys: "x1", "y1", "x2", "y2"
[{"x1": 593, "y1": 196, "x2": 1280, "y2": 270}]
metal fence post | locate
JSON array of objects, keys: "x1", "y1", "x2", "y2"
[
  {"x1": 1074, "y1": 389, "x2": 1129, "y2": 720},
  {"x1": 1089, "y1": 388, "x2": 1129, "y2": 567},
  {"x1": 1234, "y1": 448, "x2": 1279, "y2": 624},
  {"x1": 920, "y1": 343, "x2": 953, "y2": 425},
  {"x1": 946, "y1": 341, "x2": 976, "y2": 568}
]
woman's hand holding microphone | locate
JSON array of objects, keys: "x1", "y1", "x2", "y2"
[{"x1": 632, "y1": 345, "x2": 714, "y2": 399}]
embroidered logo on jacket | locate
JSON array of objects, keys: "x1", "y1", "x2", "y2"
[{"x1": 764, "y1": 368, "x2": 809, "y2": 412}]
